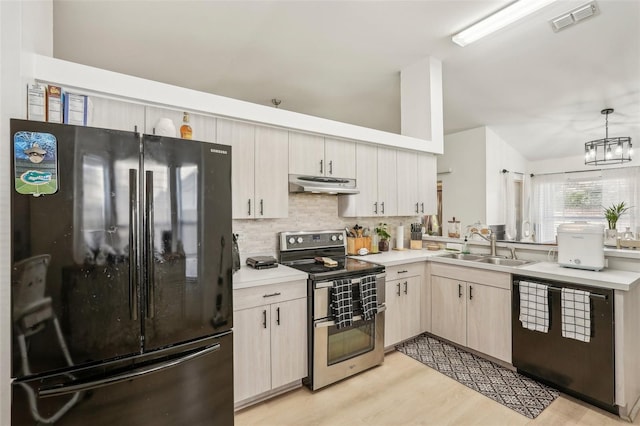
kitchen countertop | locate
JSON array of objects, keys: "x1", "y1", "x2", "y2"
[
  {"x1": 355, "y1": 249, "x2": 640, "y2": 292},
  {"x1": 423, "y1": 235, "x2": 640, "y2": 260},
  {"x1": 515, "y1": 262, "x2": 640, "y2": 291},
  {"x1": 351, "y1": 249, "x2": 448, "y2": 266},
  {"x1": 233, "y1": 264, "x2": 308, "y2": 290}
]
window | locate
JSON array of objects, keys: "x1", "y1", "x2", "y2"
[{"x1": 531, "y1": 167, "x2": 639, "y2": 243}]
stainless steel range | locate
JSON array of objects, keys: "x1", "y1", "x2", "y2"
[{"x1": 279, "y1": 230, "x2": 386, "y2": 390}]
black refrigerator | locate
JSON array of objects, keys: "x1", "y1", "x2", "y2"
[{"x1": 10, "y1": 119, "x2": 234, "y2": 425}]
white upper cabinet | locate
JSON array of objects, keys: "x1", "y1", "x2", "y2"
[
  {"x1": 217, "y1": 119, "x2": 288, "y2": 219},
  {"x1": 396, "y1": 151, "x2": 437, "y2": 216},
  {"x1": 88, "y1": 97, "x2": 145, "y2": 132},
  {"x1": 343, "y1": 144, "x2": 377, "y2": 217},
  {"x1": 376, "y1": 147, "x2": 397, "y2": 216},
  {"x1": 324, "y1": 137, "x2": 356, "y2": 179},
  {"x1": 145, "y1": 106, "x2": 216, "y2": 142},
  {"x1": 289, "y1": 132, "x2": 324, "y2": 176},
  {"x1": 338, "y1": 144, "x2": 396, "y2": 217},
  {"x1": 217, "y1": 119, "x2": 255, "y2": 219},
  {"x1": 254, "y1": 126, "x2": 288, "y2": 219},
  {"x1": 396, "y1": 151, "x2": 420, "y2": 216},
  {"x1": 417, "y1": 153, "x2": 437, "y2": 215},
  {"x1": 289, "y1": 132, "x2": 355, "y2": 178}
]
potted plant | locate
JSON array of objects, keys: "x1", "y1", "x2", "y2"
[
  {"x1": 375, "y1": 223, "x2": 391, "y2": 252},
  {"x1": 604, "y1": 201, "x2": 629, "y2": 230},
  {"x1": 603, "y1": 201, "x2": 630, "y2": 245}
]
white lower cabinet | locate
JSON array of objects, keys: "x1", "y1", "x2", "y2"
[
  {"x1": 384, "y1": 263, "x2": 423, "y2": 347},
  {"x1": 233, "y1": 281, "x2": 307, "y2": 406},
  {"x1": 430, "y1": 263, "x2": 511, "y2": 363}
]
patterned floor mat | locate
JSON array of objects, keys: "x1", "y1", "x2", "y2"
[{"x1": 396, "y1": 334, "x2": 560, "y2": 419}]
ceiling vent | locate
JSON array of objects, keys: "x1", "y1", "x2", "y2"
[{"x1": 550, "y1": 1, "x2": 599, "y2": 32}]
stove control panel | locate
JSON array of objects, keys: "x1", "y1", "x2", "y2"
[{"x1": 280, "y1": 230, "x2": 347, "y2": 251}]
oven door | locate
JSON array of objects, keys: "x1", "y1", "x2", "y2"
[
  {"x1": 309, "y1": 273, "x2": 386, "y2": 390},
  {"x1": 311, "y1": 312, "x2": 385, "y2": 390}
]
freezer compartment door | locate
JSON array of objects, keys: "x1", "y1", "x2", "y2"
[
  {"x1": 11, "y1": 120, "x2": 142, "y2": 378},
  {"x1": 12, "y1": 333, "x2": 234, "y2": 425},
  {"x1": 142, "y1": 135, "x2": 233, "y2": 350}
]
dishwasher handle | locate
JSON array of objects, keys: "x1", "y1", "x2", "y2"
[{"x1": 513, "y1": 280, "x2": 608, "y2": 300}]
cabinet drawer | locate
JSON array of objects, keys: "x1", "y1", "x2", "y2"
[
  {"x1": 431, "y1": 263, "x2": 510, "y2": 290},
  {"x1": 234, "y1": 280, "x2": 307, "y2": 311},
  {"x1": 386, "y1": 262, "x2": 424, "y2": 279}
]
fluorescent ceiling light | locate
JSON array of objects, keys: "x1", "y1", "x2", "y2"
[{"x1": 452, "y1": 0, "x2": 558, "y2": 47}]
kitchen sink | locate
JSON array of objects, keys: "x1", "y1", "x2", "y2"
[
  {"x1": 474, "y1": 257, "x2": 533, "y2": 267},
  {"x1": 440, "y1": 253, "x2": 486, "y2": 261},
  {"x1": 438, "y1": 253, "x2": 535, "y2": 267}
]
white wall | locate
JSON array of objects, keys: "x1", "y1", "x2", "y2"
[
  {"x1": 485, "y1": 128, "x2": 528, "y2": 225},
  {"x1": 439, "y1": 126, "x2": 529, "y2": 236},
  {"x1": 1, "y1": 4, "x2": 23, "y2": 424},
  {"x1": 234, "y1": 194, "x2": 421, "y2": 260},
  {"x1": 439, "y1": 127, "x2": 486, "y2": 235},
  {"x1": 1, "y1": 2, "x2": 52, "y2": 424}
]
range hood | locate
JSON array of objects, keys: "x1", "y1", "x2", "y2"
[{"x1": 288, "y1": 174, "x2": 359, "y2": 195}]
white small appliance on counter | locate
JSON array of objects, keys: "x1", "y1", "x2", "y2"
[{"x1": 557, "y1": 222, "x2": 605, "y2": 271}]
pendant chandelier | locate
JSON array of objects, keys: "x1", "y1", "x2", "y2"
[{"x1": 584, "y1": 108, "x2": 632, "y2": 166}]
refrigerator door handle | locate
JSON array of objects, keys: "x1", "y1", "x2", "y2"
[
  {"x1": 145, "y1": 170, "x2": 155, "y2": 319},
  {"x1": 38, "y1": 343, "x2": 221, "y2": 398},
  {"x1": 129, "y1": 169, "x2": 138, "y2": 321}
]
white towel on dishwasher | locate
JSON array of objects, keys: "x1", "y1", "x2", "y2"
[
  {"x1": 519, "y1": 281, "x2": 549, "y2": 333},
  {"x1": 561, "y1": 288, "x2": 591, "y2": 342}
]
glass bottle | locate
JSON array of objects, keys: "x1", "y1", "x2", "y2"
[
  {"x1": 180, "y1": 112, "x2": 192, "y2": 139},
  {"x1": 448, "y1": 217, "x2": 460, "y2": 238}
]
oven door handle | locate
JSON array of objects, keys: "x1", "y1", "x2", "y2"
[
  {"x1": 314, "y1": 304, "x2": 386, "y2": 328},
  {"x1": 315, "y1": 281, "x2": 335, "y2": 289},
  {"x1": 314, "y1": 273, "x2": 387, "y2": 290}
]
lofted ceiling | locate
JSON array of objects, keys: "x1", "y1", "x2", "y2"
[{"x1": 52, "y1": 0, "x2": 640, "y2": 162}]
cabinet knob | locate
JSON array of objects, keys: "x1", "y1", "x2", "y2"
[
  {"x1": 262, "y1": 310, "x2": 267, "y2": 328},
  {"x1": 404, "y1": 281, "x2": 408, "y2": 294},
  {"x1": 458, "y1": 283, "x2": 462, "y2": 298},
  {"x1": 469, "y1": 285, "x2": 473, "y2": 300},
  {"x1": 396, "y1": 282, "x2": 401, "y2": 296}
]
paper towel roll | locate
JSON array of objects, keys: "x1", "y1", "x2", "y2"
[{"x1": 396, "y1": 225, "x2": 404, "y2": 249}]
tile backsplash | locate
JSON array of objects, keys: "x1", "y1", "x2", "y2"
[{"x1": 233, "y1": 193, "x2": 422, "y2": 261}]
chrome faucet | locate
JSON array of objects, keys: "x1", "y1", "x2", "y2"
[{"x1": 469, "y1": 231, "x2": 497, "y2": 257}]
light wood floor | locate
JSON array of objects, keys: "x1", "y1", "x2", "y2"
[{"x1": 235, "y1": 350, "x2": 640, "y2": 426}]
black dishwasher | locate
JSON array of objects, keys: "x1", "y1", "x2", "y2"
[{"x1": 512, "y1": 275, "x2": 616, "y2": 414}]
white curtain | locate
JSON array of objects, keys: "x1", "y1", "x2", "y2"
[{"x1": 503, "y1": 172, "x2": 517, "y2": 241}]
